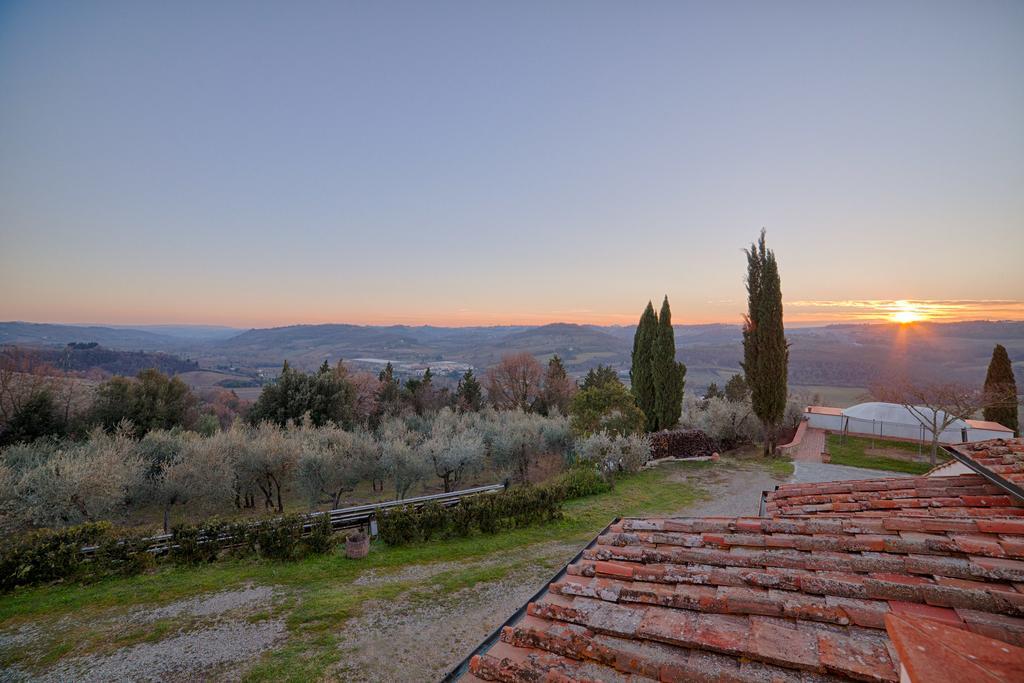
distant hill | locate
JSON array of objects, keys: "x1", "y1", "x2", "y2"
[
  {"x1": 0, "y1": 321, "x2": 187, "y2": 350},
  {"x1": 2, "y1": 319, "x2": 1021, "y2": 391},
  {"x1": 0, "y1": 343, "x2": 199, "y2": 377}
]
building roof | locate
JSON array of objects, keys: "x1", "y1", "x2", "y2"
[
  {"x1": 806, "y1": 405, "x2": 843, "y2": 416},
  {"x1": 463, "y1": 514, "x2": 1024, "y2": 682},
  {"x1": 765, "y1": 473, "x2": 1024, "y2": 518},
  {"x1": 964, "y1": 419, "x2": 1015, "y2": 433},
  {"x1": 885, "y1": 612, "x2": 1024, "y2": 683},
  {"x1": 952, "y1": 438, "x2": 1024, "y2": 492}
]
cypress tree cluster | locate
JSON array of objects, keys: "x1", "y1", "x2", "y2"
[
  {"x1": 741, "y1": 229, "x2": 788, "y2": 455},
  {"x1": 630, "y1": 297, "x2": 686, "y2": 431},
  {"x1": 631, "y1": 302, "x2": 658, "y2": 430},
  {"x1": 983, "y1": 344, "x2": 1019, "y2": 435}
]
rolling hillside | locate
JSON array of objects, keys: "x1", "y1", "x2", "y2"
[{"x1": 2, "y1": 320, "x2": 1022, "y2": 391}]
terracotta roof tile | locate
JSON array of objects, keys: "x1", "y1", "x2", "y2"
[
  {"x1": 765, "y1": 473, "x2": 1024, "y2": 518},
  {"x1": 953, "y1": 438, "x2": 1024, "y2": 491},
  {"x1": 465, "y1": 514, "x2": 1024, "y2": 682},
  {"x1": 885, "y1": 613, "x2": 1024, "y2": 683}
]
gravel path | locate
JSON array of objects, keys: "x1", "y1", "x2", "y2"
[
  {"x1": 1, "y1": 584, "x2": 286, "y2": 683},
  {"x1": 39, "y1": 621, "x2": 286, "y2": 683},
  {"x1": 334, "y1": 541, "x2": 580, "y2": 681},
  {"x1": 667, "y1": 459, "x2": 911, "y2": 519}
]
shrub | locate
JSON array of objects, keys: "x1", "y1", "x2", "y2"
[
  {"x1": 575, "y1": 432, "x2": 652, "y2": 474},
  {"x1": 377, "y1": 505, "x2": 421, "y2": 545},
  {"x1": 248, "y1": 514, "x2": 305, "y2": 560},
  {"x1": 416, "y1": 501, "x2": 449, "y2": 540},
  {"x1": 548, "y1": 463, "x2": 611, "y2": 499},
  {"x1": 0, "y1": 522, "x2": 151, "y2": 591},
  {"x1": 377, "y1": 483, "x2": 565, "y2": 546},
  {"x1": 304, "y1": 514, "x2": 335, "y2": 555},
  {"x1": 171, "y1": 519, "x2": 234, "y2": 564}
]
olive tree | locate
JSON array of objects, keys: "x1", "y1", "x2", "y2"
[
  {"x1": 421, "y1": 408, "x2": 486, "y2": 492},
  {"x1": 16, "y1": 426, "x2": 144, "y2": 528},
  {"x1": 296, "y1": 425, "x2": 377, "y2": 509},
  {"x1": 483, "y1": 409, "x2": 552, "y2": 484},
  {"x1": 378, "y1": 417, "x2": 429, "y2": 499},
  {"x1": 237, "y1": 422, "x2": 298, "y2": 512},
  {"x1": 680, "y1": 395, "x2": 760, "y2": 451},
  {"x1": 575, "y1": 431, "x2": 651, "y2": 474},
  {"x1": 153, "y1": 434, "x2": 235, "y2": 531}
]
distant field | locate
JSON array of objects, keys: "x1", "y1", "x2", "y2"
[
  {"x1": 232, "y1": 387, "x2": 264, "y2": 401},
  {"x1": 176, "y1": 370, "x2": 259, "y2": 392},
  {"x1": 791, "y1": 385, "x2": 869, "y2": 408}
]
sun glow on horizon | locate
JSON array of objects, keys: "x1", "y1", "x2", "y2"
[{"x1": 888, "y1": 300, "x2": 926, "y2": 324}]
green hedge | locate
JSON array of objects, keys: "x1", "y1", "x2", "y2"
[
  {"x1": 377, "y1": 474, "x2": 602, "y2": 546},
  {"x1": 0, "y1": 522, "x2": 155, "y2": 592},
  {"x1": 1, "y1": 465, "x2": 610, "y2": 589},
  {"x1": 0, "y1": 513, "x2": 339, "y2": 592}
]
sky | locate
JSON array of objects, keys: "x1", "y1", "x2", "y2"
[{"x1": 1, "y1": 1, "x2": 1022, "y2": 328}]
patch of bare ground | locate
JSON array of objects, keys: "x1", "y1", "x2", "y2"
[
  {"x1": 1, "y1": 584, "x2": 287, "y2": 683},
  {"x1": 333, "y1": 541, "x2": 579, "y2": 681}
]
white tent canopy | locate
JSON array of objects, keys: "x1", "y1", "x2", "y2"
[{"x1": 842, "y1": 402, "x2": 967, "y2": 431}]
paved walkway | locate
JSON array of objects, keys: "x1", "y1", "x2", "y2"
[{"x1": 786, "y1": 425, "x2": 826, "y2": 463}]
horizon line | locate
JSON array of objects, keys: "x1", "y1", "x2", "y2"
[{"x1": 5, "y1": 317, "x2": 1024, "y2": 331}]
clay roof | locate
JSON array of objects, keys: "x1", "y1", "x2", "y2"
[
  {"x1": 964, "y1": 419, "x2": 1015, "y2": 433},
  {"x1": 806, "y1": 406, "x2": 843, "y2": 416},
  {"x1": 953, "y1": 438, "x2": 1024, "y2": 491},
  {"x1": 463, "y1": 515, "x2": 1024, "y2": 682},
  {"x1": 765, "y1": 473, "x2": 1024, "y2": 518},
  {"x1": 885, "y1": 612, "x2": 1024, "y2": 683}
]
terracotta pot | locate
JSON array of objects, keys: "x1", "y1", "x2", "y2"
[{"x1": 346, "y1": 532, "x2": 369, "y2": 559}]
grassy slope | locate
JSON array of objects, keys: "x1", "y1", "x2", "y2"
[
  {"x1": 825, "y1": 434, "x2": 947, "y2": 475},
  {"x1": 0, "y1": 461, "x2": 711, "y2": 681}
]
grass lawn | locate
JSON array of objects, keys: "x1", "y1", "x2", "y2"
[
  {"x1": 825, "y1": 434, "x2": 948, "y2": 475},
  {"x1": 0, "y1": 460, "x2": 713, "y2": 681}
]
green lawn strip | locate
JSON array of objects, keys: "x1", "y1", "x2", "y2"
[
  {"x1": 825, "y1": 434, "x2": 946, "y2": 475},
  {"x1": 767, "y1": 457, "x2": 795, "y2": 479},
  {"x1": 0, "y1": 462, "x2": 709, "y2": 680}
]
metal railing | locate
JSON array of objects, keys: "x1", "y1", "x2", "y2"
[{"x1": 81, "y1": 482, "x2": 507, "y2": 557}]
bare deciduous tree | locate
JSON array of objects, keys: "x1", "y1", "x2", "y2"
[
  {"x1": 485, "y1": 353, "x2": 543, "y2": 411},
  {"x1": 871, "y1": 379, "x2": 986, "y2": 466}
]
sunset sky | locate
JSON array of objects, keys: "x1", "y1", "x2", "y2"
[{"x1": 1, "y1": 2, "x2": 1022, "y2": 328}]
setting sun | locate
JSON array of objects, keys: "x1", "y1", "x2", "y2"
[{"x1": 889, "y1": 301, "x2": 924, "y2": 324}]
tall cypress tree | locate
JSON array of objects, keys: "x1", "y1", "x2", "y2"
[
  {"x1": 630, "y1": 301, "x2": 658, "y2": 431},
  {"x1": 741, "y1": 229, "x2": 788, "y2": 455},
  {"x1": 652, "y1": 296, "x2": 686, "y2": 430},
  {"x1": 983, "y1": 344, "x2": 1019, "y2": 435}
]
